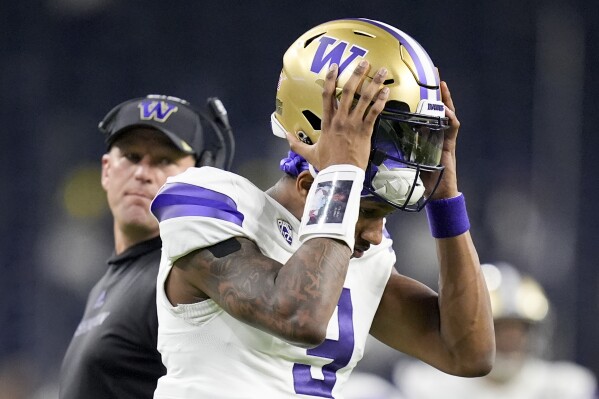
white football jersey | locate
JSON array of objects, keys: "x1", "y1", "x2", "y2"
[
  {"x1": 151, "y1": 167, "x2": 396, "y2": 399},
  {"x1": 395, "y1": 358, "x2": 597, "y2": 399}
]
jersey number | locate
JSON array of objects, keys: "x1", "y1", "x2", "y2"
[{"x1": 292, "y1": 288, "x2": 354, "y2": 398}]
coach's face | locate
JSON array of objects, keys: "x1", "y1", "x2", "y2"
[{"x1": 101, "y1": 128, "x2": 195, "y2": 246}]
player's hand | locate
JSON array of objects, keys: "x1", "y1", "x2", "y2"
[
  {"x1": 421, "y1": 80, "x2": 460, "y2": 199},
  {"x1": 287, "y1": 60, "x2": 389, "y2": 171}
]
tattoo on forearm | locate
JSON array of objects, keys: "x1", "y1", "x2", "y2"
[{"x1": 196, "y1": 237, "x2": 350, "y2": 340}]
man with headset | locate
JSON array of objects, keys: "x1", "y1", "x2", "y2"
[{"x1": 59, "y1": 94, "x2": 233, "y2": 399}]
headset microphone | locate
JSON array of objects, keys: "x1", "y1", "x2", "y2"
[
  {"x1": 208, "y1": 97, "x2": 230, "y2": 130},
  {"x1": 206, "y1": 97, "x2": 235, "y2": 171}
]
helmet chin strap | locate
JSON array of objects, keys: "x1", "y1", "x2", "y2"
[{"x1": 370, "y1": 164, "x2": 425, "y2": 206}]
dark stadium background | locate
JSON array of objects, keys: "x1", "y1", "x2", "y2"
[{"x1": 1, "y1": 0, "x2": 598, "y2": 396}]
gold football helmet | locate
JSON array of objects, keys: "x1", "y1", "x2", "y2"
[
  {"x1": 272, "y1": 18, "x2": 450, "y2": 211},
  {"x1": 481, "y1": 262, "x2": 550, "y2": 323}
]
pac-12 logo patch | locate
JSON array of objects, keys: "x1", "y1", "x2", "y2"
[{"x1": 277, "y1": 219, "x2": 293, "y2": 245}]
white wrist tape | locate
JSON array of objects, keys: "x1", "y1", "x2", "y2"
[{"x1": 298, "y1": 164, "x2": 365, "y2": 251}]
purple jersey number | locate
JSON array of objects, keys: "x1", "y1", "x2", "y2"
[{"x1": 292, "y1": 288, "x2": 354, "y2": 398}]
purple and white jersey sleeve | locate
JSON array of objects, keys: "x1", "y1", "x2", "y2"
[{"x1": 151, "y1": 167, "x2": 258, "y2": 263}]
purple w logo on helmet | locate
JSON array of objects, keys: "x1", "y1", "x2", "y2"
[{"x1": 310, "y1": 36, "x2": 367, "y2": 75}]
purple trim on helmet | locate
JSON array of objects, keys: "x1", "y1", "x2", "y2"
[
  {"x1": 151, "y1": 182, "x2": 244, "y2": 226},
  {"x1": 347, "y1": 18, "x2": 438, "y2": 101},
  {"x1": 280, "y1": 150, "x2": 310, "y2": 177},
  {"x1": 420, "y1": 85, "x2": 429, "y2": 101}
]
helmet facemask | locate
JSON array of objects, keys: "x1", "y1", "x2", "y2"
[{"x1": 363, "y1": 101, "x2": 449, "y2": 211}]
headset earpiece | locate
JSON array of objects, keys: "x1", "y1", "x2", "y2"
[{"x1": 197, "y1": 97, "x2": 235, "y2": 170}]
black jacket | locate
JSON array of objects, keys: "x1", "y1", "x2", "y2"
[{"x1": 59, "y1": 237, "x2": 165, "y2": 399}]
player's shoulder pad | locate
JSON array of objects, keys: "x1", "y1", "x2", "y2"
[
  {"x1": 166, "y1": 166, "x2": 248, "y2": 194},
  {"x1": 151, "y1": 167, "x2": 257, "y2": 225}
]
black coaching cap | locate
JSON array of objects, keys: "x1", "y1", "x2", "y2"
[{"x1": 98, "y1": 94, "x2": 204, "y2": 158}]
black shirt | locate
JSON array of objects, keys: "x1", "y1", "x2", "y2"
[{"x1": 59, "y1": 237, "x2": 166, "y2": 399}]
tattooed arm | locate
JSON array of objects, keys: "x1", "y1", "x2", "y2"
[
  {"x1": 164, "y1": 61, "x2": 390, "y2": 348},
  {"x1": 166, "y1": 237, "x2": 350, "y2": 348}
]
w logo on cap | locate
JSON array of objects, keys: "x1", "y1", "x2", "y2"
[
  {"x1": 310, "y1": 36, "x2": 367, "y2": 76},
  {"x1": 138, "y1": 100, "x2": 179, "y2": 123}
]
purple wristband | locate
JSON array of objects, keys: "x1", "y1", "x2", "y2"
[{"x1": 425, "y1": 193, "x2": 470, "y2": 238}]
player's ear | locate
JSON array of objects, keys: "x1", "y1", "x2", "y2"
[
  {"x1": 101, "y1": 153, "x2": 111, "y2": 191},
  {"x1": 296, "y1": 170, "x2": 314, "y2": 201}
]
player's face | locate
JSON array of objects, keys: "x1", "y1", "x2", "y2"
[
  {"x1": 352, "y1": 199, "x2": 395, "y2": 258},
  {"x1": 494, "y1": 319, "x2": 531, "y2": 355},
  {"x1": 332, "y1": 192, "x2": 348, "y2": 202},
  {"x1": 101, "y1": 128, "x2": 195, "y2": 240}
]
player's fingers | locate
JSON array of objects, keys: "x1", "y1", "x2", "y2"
[
  {"x1": 440, "y1": 81, "x2": 459, "y2": 142},
  {"x1": 285, "y1": 132, "x2": 312, "y2": 162},
  {"x1": 321, "y1": 63, "x2": 339, "y2": 130},
  {"x1": 441, "y1": 81, "x2": 455, "y2": 113},
  {"x1": 352, "y1": 67, "x2": 388, "y2": 118},
  {"x1": 444, "y1": 105, "x2": 460, "y2": 142},
  {"x1": 338, "y1": 60, "x2": 370, "y2": 115},
  {"x1": 363, "y1": 87, "x2": 389, "y2": 126},
  {"x1": 445, "y1": 105, "x2": 458, "y2": 123}
]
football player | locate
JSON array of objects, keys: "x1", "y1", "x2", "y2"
[
  {"x1": 395, "y1": 262, "x2": 597, "y2": 398},
  {"x1": 151, "y1": 18, "x2": 495, "y2": 398}
]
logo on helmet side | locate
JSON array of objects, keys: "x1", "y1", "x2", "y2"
[
  {"x1": 138, "y1": 100, "x2": 179, "y2": 123},
  {"x1": 310, "y1": 36, "x2": 368, "y2": 75},
  {"x1": 427, "y1": 103, "x2": 444, "y2": 111}
]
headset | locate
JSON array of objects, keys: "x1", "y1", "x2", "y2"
[
  {"x1": 200, "y1": 97, "x2": 235, "y2": 171},
  {"x1": 98, "y1": 95, "x2": 235, "y2": 171}
]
